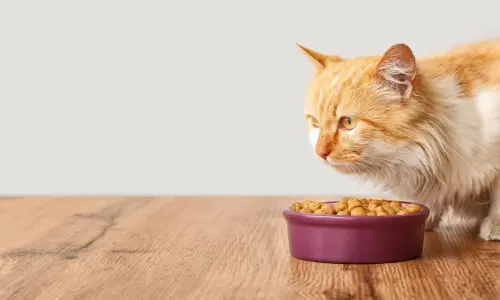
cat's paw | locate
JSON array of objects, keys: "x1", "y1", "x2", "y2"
[{"x1": 479, "y1": 216, "x2": 500, "y2": 241}]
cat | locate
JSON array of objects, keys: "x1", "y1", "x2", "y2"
[{"x1": 297, "y1": 39, "x2": 500, "y2": 240}]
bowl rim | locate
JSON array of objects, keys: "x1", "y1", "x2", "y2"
[{"x1": 282, "y1": 200, "x2": 430, "y2": 226}]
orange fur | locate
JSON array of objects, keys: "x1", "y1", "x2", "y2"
[{"x1": 299, "y1": 40, "x2": 500, "y2": 239}]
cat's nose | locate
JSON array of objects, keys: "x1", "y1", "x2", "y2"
[
  {"x1": 316, "y1": 132, "x2": 333, "y2": 160},
  {"x1": 316, "y1": 149, "x2": 330, "y2": 160}
]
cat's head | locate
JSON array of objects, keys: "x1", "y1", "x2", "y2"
[{"x1": 299, "y1": 43, "x2": 432, "y2": 175}]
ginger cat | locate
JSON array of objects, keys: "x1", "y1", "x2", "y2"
[{"x1": 298, "y1": 40, "x2": 500, "y2": 240}]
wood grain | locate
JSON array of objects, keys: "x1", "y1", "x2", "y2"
[{"x1": 0, "y1": 196, "x2": 499, "y2": 300}]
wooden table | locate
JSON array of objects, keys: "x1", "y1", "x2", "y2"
[{"x1": 0, "y1": 196, "x2": 499, "y2": 300}]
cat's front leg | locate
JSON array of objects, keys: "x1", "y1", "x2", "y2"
[
  {"x1": 479, "y1": 175, "x2": 500, "y2": 240},
  {"x1": 425, "y1": 205, "x2": 443, "y2": 231}
]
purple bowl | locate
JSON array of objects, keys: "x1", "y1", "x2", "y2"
[{"x1": 282, "y1": 201, "x2": 429, "y2": 264}]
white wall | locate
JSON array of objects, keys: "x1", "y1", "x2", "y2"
[{"x1": 0, "y1": 1, "x2": 498, "y2": 195}]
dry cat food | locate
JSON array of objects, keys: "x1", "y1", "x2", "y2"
[{"x1": 289, "y1": 197, "x2": 422, "y2": 216}]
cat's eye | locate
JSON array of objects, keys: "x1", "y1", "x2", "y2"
[
  {"x1": 340, "y1": 116, "x2": 358, "y2": 130},
  {"x1": 310, "y1": 116, "x2": 319, "y2": 128}
]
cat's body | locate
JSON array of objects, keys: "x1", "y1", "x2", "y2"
[{"x1": 298, "y1": 40, "x2": 500, "y2": 240}]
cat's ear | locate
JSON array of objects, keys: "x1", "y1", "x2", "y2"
[
  {"x1": 296, "y1": 43, "x2": 341, "y2": 72},
  {"x1": 376, "y1": 43, "x2": 417, "y2": 99}
]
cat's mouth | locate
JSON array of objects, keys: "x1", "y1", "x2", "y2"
[
  {"x1": 325, "y1": 158, "x2": 350, "y2": 167},
  {"x1": 326, "y1": 161, "x2": 348, "y2": 167},
  {"x1": 324, "y1": 159, "x2": 357, "y2": 173},
  {"x1": 316, "y1": 155, "x2": 360, "y2": 173},
  {"x1": 329, "y1": 164, "x2": 356, "y2": 174}
]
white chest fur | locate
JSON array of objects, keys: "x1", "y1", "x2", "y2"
[{"x1": 391, "y1": 80, "x2": 500, "y2": 209}]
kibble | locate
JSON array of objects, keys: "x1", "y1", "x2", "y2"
[
  {"x1": 397, "y1": 209, "x2": 410, "y2": 215},
  {"x1": 377, "y1": 211, "x2": 389, "y2": 216},
  {"x1": 367, "y1": 201, "x2": 380, "y2": 212},
  {"x1": 350, "y1": 207, "x2": 366, "y2": 216},
  {"x1": 290, "y1": 200, "x2": 334, "y2": 215},
  {"x1": 320, "y1": 204, "x2": 334, "y2": 214},
  {"x1": 290, "y1": 202, "x2": 303, "y2": 212},
  {"x1": 382, "y1": 205, "x2": 397, "y2": 216},
  {"x1": 375, "y1": 206, "x2": 386, "y2": 214},
  {"x1": 307, "y1": 202, "x2": 322, "y2": 211},
  {"x1": 333, "y1": 200, "x2": 348, "y2": 213},
  {"x1": 347, "y1": 200, "x2": 362, "y2": 213},
  {"x1": 347, "y1": 198, "x2": 360, "y2": 206},
  {"x1": 290, "y1": 198, "x2": 422, "y2": 217},
  {"x1": 301, "y1": 199, "x2": 313, "y2": 206},
  {"x1": 404, "y1": 203, "x2": 421, "y2": 213},
  {"x1": 389, "y1": 201, "x2": 402, "y2": 209}
]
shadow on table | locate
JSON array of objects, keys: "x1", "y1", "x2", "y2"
[{"x1": 422, "y1": 221, "x2": 486, "y2": 259}]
